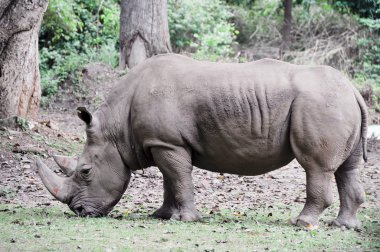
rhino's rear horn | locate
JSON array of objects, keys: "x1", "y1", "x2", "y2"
[
  {"x1": 53, "y1": 155, "x2": 77, "y2": 176},
  {"x1": 36, "y1": 158, "x2": 73, "y2": 204}
]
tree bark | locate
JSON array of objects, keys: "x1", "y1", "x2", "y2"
[
  {"x1": 0, "y1": 0, "x2": 48, "y2": 119},
  {"x1": 281, "y1": 0, "x2": 292, "y2": 52},
  {"x1": 119, "y1": 0, "x2": 172, "y2": 69}
]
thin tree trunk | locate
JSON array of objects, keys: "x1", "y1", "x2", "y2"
[
  {"x1": 119, "y1": 0, "x2": 172, "y2": 69},
  {"x1": 0, "y1": 0, "x2": 48, "y2": 119},
  {"x1": 281, "y1": 0, "x2": 292, "y2": 53}
]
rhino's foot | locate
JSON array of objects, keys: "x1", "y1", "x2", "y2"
[
  {"x1": 151, "y1": 206, "x2": 179, "y2": 220},
  {"x1": 178, "y1": 208, "x2": 202, "y2": 222},
  {"x1": 330, "y1": 217, "x2": 361, "y2": 229},
  {"x1": 152, "y1": 206, "x2": 201, "y2": 222},
  {"x1": 290, "y1": 215, "x2": 319, "y2": 229}
]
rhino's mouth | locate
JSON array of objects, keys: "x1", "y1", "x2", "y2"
[
  {"x1": 68, "y1": 198, "x2": 110, "y2": 217},
  {"x1": 69, "y1": 203, "x2": 107, "y2": 217},
  {"x1": 68, "y1": 193, "x2": 115, "y2": 217},
  {"x1": 74, "y1": 207, "x2": 103, "y2": 217}
]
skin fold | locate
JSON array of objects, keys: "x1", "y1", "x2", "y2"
[{"x1": 37, "y1": 54, "x2": 367, "y2": 229}]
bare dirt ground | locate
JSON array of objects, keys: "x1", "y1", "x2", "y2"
[{"x1": 1, "y1": 63, "x2": 379, "y2": 221}]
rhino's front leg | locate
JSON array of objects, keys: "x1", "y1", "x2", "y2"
[
  {"x1": 151, "y1": 176, "x2": 181, "y2": 220},
  {"x1": 151, "y1": 146, "x2": 201, "y2": 221}
]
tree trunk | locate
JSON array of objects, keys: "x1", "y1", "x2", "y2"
[
  {"x1": 0, "y1": 0, "x2": 48, "y2": 119},
  {"x1": 119, "y1": 0, "x2": 172, "y2": 69},
  {"x1": 281, "y1": 0, "x2": 292, "y2": 53}
]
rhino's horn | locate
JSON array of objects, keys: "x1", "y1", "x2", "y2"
[
  {"x1": 36, "y1": 158, "x2": 72, "y2": 204},
  {"x1": 53, "y1": 155, "x2": 77, "y2": 176}
]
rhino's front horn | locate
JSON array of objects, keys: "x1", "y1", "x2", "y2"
[
  {"x1": 36, "y1": 158, "x2": 72, "y2": 204},
  {"x1": 53, "y1": 155, "x2": 77, "y2": 176}
]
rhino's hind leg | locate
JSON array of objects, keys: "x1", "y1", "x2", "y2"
[
  {"x1": 288, "y1": 95, "x2": 362, "y2": 228},
  {"x1": 331, "y1": 153, "x2": 365, "y2": 229},
  {"x1": 151, "y1": 146, "x2": 201, "y2": 221},
  {"x1": 291, "y1": 169, "x2": 334, "y2": 228}
]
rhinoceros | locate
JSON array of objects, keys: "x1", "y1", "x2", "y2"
[{"x1": 36, "y1": 54, "x2": 368, "y2": 229}]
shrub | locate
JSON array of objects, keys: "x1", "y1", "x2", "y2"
[
  {"x1": 40, "y1": 0, "x2": 239, "y2": 101},
  {"x1": 39, "y1": 0, "x2": 120, "y2": 100},
  {"x1": 168, "y1": 0, "x2": 238, "y2": 60},
  {"x1": 230, "y1": 0, "x2": 282, "y2": 45},
  {"x1": 333, "y1": 0, "x2": 380, "y2": 19}
]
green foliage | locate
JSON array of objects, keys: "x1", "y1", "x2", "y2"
[
  {"x1": 224, "y1": 0, "x2": 255, "y2": 8},
  {"x1": 168, "y1": 0, "x2": 238, "y2": 60},
  {"x1": 359, "y1": 17, "x2": 380, "y2": 29},
  {"x1": 355, "y1": 34, "x2": 380, "y2": 109},
  {"x1": 39, "y1": 0, "x2": 380, "y2": 109},
  {"x1": 41, "y1": 0, "x2": 80, "y2": 44},
  {"x1": 39, "y1": 0, "x2": 120, "y2": 100},
  {"x1": 40, "y1": 0, "x2": 119, "y2": 51},
  {"x1": 15, "y1": 117, "x2": 29, "y2": 131},
  {"x1": 40, "y1": 0, "x2": 240, "y2": 101},
  {"x1": 357, "y1": 37, "x2": 380, "y2": 82},
  {"x1": 39, "y1": 47, "x2": 88, "y2": 100},
  {"x1": 295, "y1": 0, "x2": 380, "y2": 19},
  {"x1": 229, "y1": 0, "x2": 282, "y2": 44},
  {"x1": 351, "y1": 2, "x2": 380, "y2": 103},
  {"x1": 333, "y1": 0, "x2": 380, "y2": 19}
]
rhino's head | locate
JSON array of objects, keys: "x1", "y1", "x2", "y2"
[{"x1": 36, "y1": 107, "x2": 131, "y2": 217}]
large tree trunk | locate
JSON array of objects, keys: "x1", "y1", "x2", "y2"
[
  {"x1": 119, "y1": 0, "x2": 172, "y2": 69},
  {"x1": 281, "y1": 0, "x2": 292, "y2": 53},
  {"x1": 0, "y1": 0, "x2": 48, "y2": 119}
]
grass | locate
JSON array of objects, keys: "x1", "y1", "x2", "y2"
[{"x1": 0, "y1": 204, "x2": 379, "y2": 251}]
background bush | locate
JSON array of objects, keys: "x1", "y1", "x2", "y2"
[
  {"x1": 39, "y1": 0, "x2": 380, "y2": 114},
  {"x1": 168, "y1": 0, "x2": 238, "y2": 60},
  {"x1": 39, "y1": 0, "x2": 120, "y2": 101},
  {"x1": 40, "y1": 0, "x2": 238, "y2": 101}
]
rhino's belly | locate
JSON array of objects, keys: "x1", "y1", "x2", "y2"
[{"x1": 191, "y1": 139, "x2": 295, "y2": 176}]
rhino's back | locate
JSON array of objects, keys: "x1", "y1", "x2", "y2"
[{"x1": 130, "y1": 54, "x2": 359, "y2": 175}]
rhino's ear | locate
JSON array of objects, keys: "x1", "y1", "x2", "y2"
[{"x1": 77, "y1": 107, "x2": 92, "y2": 125}]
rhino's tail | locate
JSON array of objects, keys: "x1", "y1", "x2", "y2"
[{"x1": 353, "y1": 87, "x2": 368, "y2": 162}]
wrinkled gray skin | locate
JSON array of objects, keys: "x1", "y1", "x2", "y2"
[{"x1": 37, "y1": 54, "x2": 368, "y2": 229}]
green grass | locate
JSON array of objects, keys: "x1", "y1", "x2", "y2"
[{"x1": 0, "y1": 204, "x2": 379, "y2": 251}]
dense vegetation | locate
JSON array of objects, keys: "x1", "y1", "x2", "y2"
[
  {"x1": 39, "y1": 0, "x2": 380, "y2": 111},
  {"x1": 168, "y1": 0, "x2": 238, "y2": 60},
  {"x1": 39, "y1": 0, "x2": 120, "y2": 101}
]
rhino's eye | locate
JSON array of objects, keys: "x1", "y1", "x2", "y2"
[
  {"x1": 82, "y1": 168, "x2": 91, "y2": 175},
  {"x1": 80, "y1": 165, "x2": 92, "y2": 175}
]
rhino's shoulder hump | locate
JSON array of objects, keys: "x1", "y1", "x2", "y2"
[
  {"x1": 145, "y1": 53, "x2": 194, "y2": 67},
  {"x1": 150, "y1": 53, "x2": 192, "y2": 61},
  {"x1": 253, "y1": 58, "x2": 291, "y2": 65}
]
